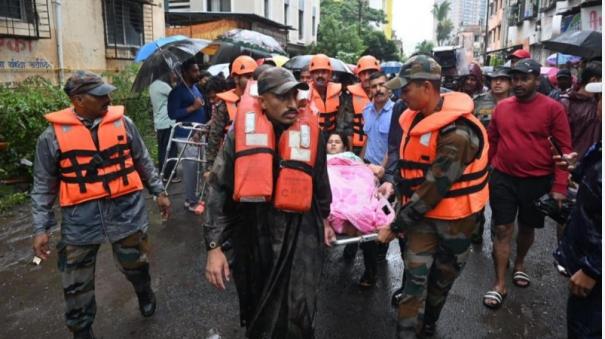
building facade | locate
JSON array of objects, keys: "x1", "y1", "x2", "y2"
[
  {"x1": 486, "y1": 0, "x2": 507, "y2": 54},
  {"x1": 436, "y1": 0, "x2": 488, "y2": 30},
  {"x1": 166, "y1": 0, "x2": 319, "y2": 53},
  {"x1": 0, "y1": 0, "x2": 166, "y2": 85},
  {"x1": 504, "y1": 0, "x2": 601, "y2": 64}
]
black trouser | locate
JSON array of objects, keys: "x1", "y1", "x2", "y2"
[
  {"x1": 156, "y1": 128, "x2": 176, "y2": 179},
  {"x1": 567, "y1": 283, "x2": 601, "y2": 338}
]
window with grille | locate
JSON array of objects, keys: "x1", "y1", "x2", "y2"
[
  {"x1": 0, "y1": 0, "x2": 24, "y2": 19},
  {"x1": 284, "y1": 2, "x2": 288, "y2": 25},
  {"x1": 0, "y1": 0, "x2": 51, "y2": 39},
  {"x1": 312, "y1": 6, "x2": 316, "y2": 36},
  {"x1": 298, "y1": 1, "x2": 304, "y2": 40},
  {"x1": 103, "y1": 0, "x2": 144, "y2": 47},
  {"x1": 206, "y1": 0, "x2": 230, "y2": 12}
]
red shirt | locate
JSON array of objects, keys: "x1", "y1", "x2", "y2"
[{"x1": 488, "y1": 93, "x2": 572, "y2": 194}]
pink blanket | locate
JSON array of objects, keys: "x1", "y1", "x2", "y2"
[{"x1": 327, "y1": 156, "x2": 394, "y2": 234}]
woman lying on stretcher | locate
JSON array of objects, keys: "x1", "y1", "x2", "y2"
[{"x1": 325, "y1": 132, "x2": 394, "y2": 237}]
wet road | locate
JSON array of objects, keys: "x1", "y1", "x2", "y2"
[{"x1": 0, "y1": 188, "x2": 567, "y2": 338}]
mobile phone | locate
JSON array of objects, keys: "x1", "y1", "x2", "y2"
[{"x1": 548, "y1": 136, "x2": 564, "y2": 157}]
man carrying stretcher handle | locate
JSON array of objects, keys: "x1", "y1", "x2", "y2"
[
  {"x1": 376, "y1": 55, "x2": 489, "y2": 338},
  {"x1": 203, "y1": 67, "x2": 333, "y2": 339}
]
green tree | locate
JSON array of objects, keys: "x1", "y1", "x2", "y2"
[
  {"x1": 415, "y1": 40, "x2": 435, "y2": 54},
  {"x1": 312, "y1": 0, "x2": 398, "y2": 62},
  {"x1": 311, "y1": 15, "x2": 365, "y2": 63},
  {"x1": 362, "y1": 30, "x2": 400, "y2": 61},
  {"x1": 432, "y1": 1, "x2": 454, "y2": 46}
]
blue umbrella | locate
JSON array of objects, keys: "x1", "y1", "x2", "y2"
[
  {"x1": 381, "y1": 61, "x2": 402, "y2": 75},
  {"x1": 134, "y1": 35, "x2": 190, "y2": 62}
]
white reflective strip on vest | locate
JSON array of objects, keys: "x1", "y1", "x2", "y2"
[
  {"x1": 245, "y1": 112, "x2": 256, "y2": 133},
  {"x1": 290, "y1": 148, "x2": 311, "y2": 162},
  {"x1": 246, "y1": 133, "x2": 268, "y2": 146},
  {"x1": 420, "y1": 132, "x2": 432, "y2": 146},
  {"x1": 300, "y1": 125, "x2": 311, "y2": 148}
]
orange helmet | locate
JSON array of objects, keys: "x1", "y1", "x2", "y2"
[
  {"x1": 231, "y1": 55, "x2": 257, "y2": 76},
  {"x1": 356, "y1": 55, "x2": 380, "y2": 74},
  {"x1": 309, "y1": 54, "x2": 332, "y2": 72}
]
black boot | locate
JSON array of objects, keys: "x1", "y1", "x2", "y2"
[
  {"x1": 136, "y1": 287, "x2": 156, "y2": 317},
  {"x1": 73, "y1": 327, "x2": 95, "y2": 339},
  {"x1": 391, "y1": 286, "x2": 404, "y2": 307}
]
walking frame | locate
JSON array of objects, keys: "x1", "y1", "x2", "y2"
[{"x1": 160, "y1": 122, "x2": 210, "y2": 201}]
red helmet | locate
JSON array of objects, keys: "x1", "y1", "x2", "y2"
[
  {"x1": 309, "y1": 54, "x2": 332, "y2": 72},
  {"x1": 231, "y1": 56, "x2": 257, "y2": 76},
  {"x1": 356, "y1": 55, "x2": 380, "y2": 74}
]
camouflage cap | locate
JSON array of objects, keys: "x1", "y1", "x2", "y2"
[
  {"x1": 257, "y1": 67, "x2": 309, "y2": 95},
  {"x1": 63, "y1": 70, "x2": 116, "y2": 97},
  {"x1": 487, "y1": 66, "x2": 511, "y2": 79},
  {"x1": 385, "y1": 55, "x2": 442, "y2": 90}
]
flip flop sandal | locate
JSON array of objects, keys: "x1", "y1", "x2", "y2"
[
  {"x1": 483, "y1": 290, "x2": 506, "y2": 309},
  {"x1": 512, "y1": 271, "x2": 531, "y2": 288}
]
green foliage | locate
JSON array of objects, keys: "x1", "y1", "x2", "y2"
[
  {"x1": 313, "y1": 0, "x2": 401, "y2": 63},
  {"x1": 432, "y1": 1, "x2": 451, "y2": 21},
  {"x1": 415, "y1": 40, "x2": 435, "y2": 54},
  {"x1": 0, "y1": 192, "x2": 28, "y2": 214},
  {"x1": 436, "y1": 19, "x2": 454, "y2": 46},
  {"x1": 311, "y1": 15, "x2": 365, "y2": 63},
  {"x1": 104, "y1": 64, "x2": 157, "y2": 162},
  {"x1": 489, "y1": 55, "x2": 505, "y2": 67},
  {"x1": 362, "y1": 30, "x2": 401, "y2": 62},
  {"x1": 432, "y1": 1, "x2": 454, "y2": 46},
  {"x1": 0, "y1": 77, "x2": 70, "y2": 179}
]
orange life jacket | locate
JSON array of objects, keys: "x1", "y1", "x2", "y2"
[
  {"x1": 398, "y1": 92, "x2": 489, "y2": 220},
  {"x1": 309, "y1": 82, "x2": 341, "y2": 132},
  {"x1": 233, "y1": 81, "x2": 320, "y2": 212},
  {"x1": 216, "y1": 89, "x2": 239, "y2": 133},
  {"x1": 44, "y1": 106, "x2": 144, "y2": 207},
  {"x1": 347, "y1": 83, "x2": 370, "y2": 148}
]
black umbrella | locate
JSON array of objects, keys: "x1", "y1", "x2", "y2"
[
  {"x1": 283, "y1": 55, "x2": 353, "y2": 74},
  {"x1": 217, "y1": 29, "x2": 287, "y2": 56},
  {"x1": 542, "y1": 30, "x2": 602, "y2": 60},
  {"x1": 131, "y1": 38, "x2": 209, "y2": 93}
]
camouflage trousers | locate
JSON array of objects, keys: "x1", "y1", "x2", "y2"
[
  {"x1": 57, "y1": 231, "x2": 151, "y2": 333},
  {"x1": 396, "y1": 215, "x2": 477, "y2": 339}
]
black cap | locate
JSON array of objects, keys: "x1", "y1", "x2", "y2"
[
  {"x1": 556, "y1": 69, "x2": 572, "y2": 78},
  {"x1": 257, "y1": 68, "x2": 309, "y2": 95},
  {"x1": 487, "y1": 66, "x2": 511, "y2": 79},
  {"x1": 63, "y1": 70, "x2": 116, "y2": 97},
  {"x1": 510, "y1": 58, "x2": 541, "y2": 76}
]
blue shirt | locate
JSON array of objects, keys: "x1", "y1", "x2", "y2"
[
  {"x1": 363, "y1": 99, "x2": 394, "y2": 165},
  {"x1": 167, "y1": 83, "x2": 209, "y2": 138}
]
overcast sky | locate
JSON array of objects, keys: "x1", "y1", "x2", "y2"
[{"x1": 392, "y1": 1, "x2": 435, "y2": 56}]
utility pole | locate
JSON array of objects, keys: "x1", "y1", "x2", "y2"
[{"x1": 483, "y1": 0, "x2": 490, "y2": 65}]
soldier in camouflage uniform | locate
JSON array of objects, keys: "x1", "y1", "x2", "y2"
[
  {"x1": 473, "y1": 67, "x2": 512, "y2": 128},
  {"x1": 205, "y1": 56, "x2": 257, "y2": 169},
  {"x1": 471, "y1": 67, "x2": 511, "y2": 243},
  {"x1": 378, "y1": 56, "x2": 489, "y2": 338},
  {"x1": 31, "y1": 71, "x2": 170, "y2": 339}
]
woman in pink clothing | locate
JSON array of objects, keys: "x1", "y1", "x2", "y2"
[{"x1": 325, "y1": 132, "x2": 391, "y2": 287}]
